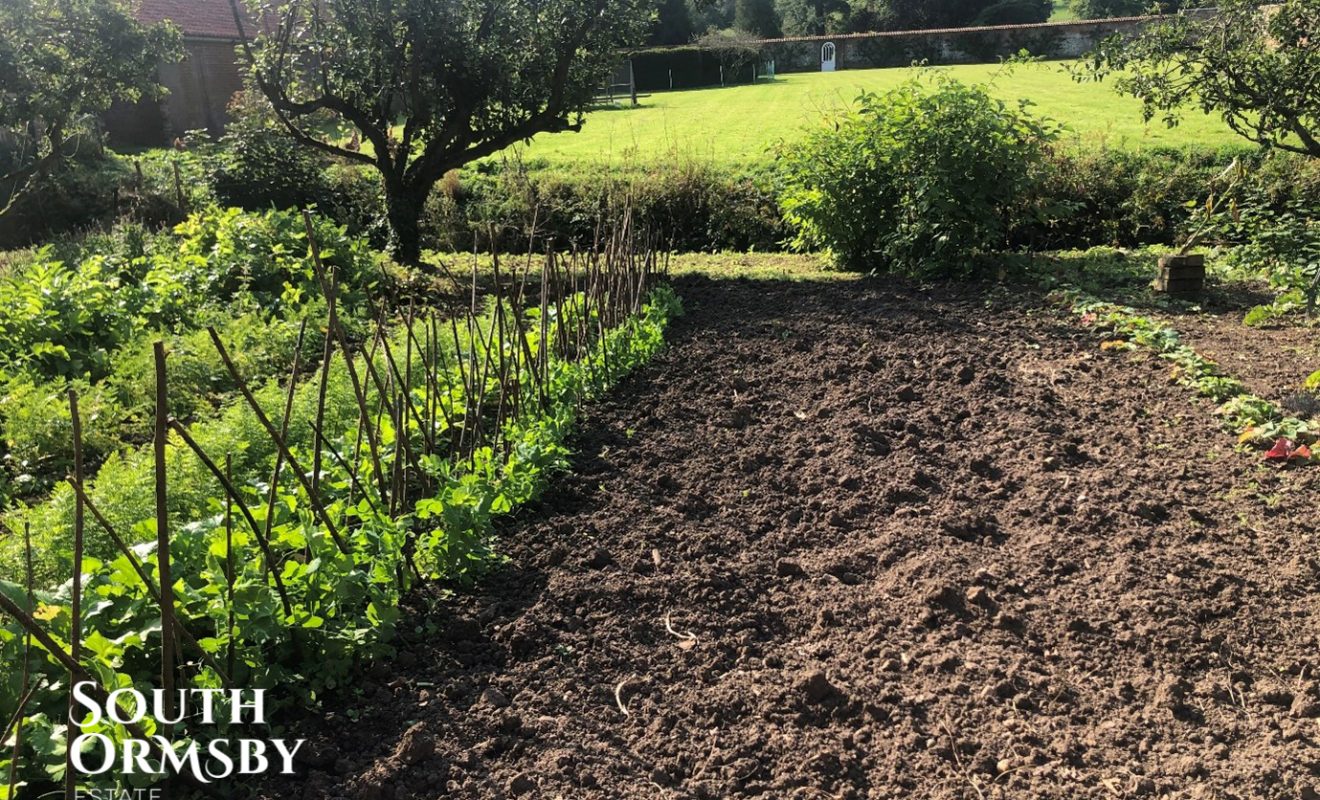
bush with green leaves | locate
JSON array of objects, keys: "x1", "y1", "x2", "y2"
[
  {"x1": 1216, "y1": 202, "x2": 1320, "y2": 322},
  {"x1": 421, "y1": 158, "x2": 786, "y2": 254},
  {"x1": 167, "y1": 206, "x2": 382, "y2": 316},
  {"x1": 201, "y1": 115, "x2": 336, "y2": 213},
  {"x1": 777, "y1": 71, "x2": 1060, "y2": 275}
]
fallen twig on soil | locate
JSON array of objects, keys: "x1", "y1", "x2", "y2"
[{"x1": 614, "y1": 677, "x2": 636, "y2": 717}]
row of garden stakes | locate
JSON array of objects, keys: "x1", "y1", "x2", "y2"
[{"x1": 0, "y1": 204, "x2": 666, "y2": 799}]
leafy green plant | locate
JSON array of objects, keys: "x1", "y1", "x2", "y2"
[
  {"x1": 1072, "y1": 297, "x2": 1318, "y2": 448},
  {"x1": 1218, "y1": 203, "x2": 1320, "y2": 321},
  {"x1": 0, "y1": 277, "x2": 680, "y2": 795},
  {"x1": 777, "y1": 70, "x2": 1060, "y2": 275}
]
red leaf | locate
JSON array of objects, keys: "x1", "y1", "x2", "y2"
[
  {"x1": 1292, "y1": 443, "x2": 1313, "y2": 461},
  {"x1": 1264, "y1": 438, "x2": 1293, "y2": 461}
]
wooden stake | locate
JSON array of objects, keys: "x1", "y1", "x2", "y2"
[
  {"x1": 66, "y1": 389, "x2": 84, "y2": 799},
  {"x1": 225, "y1": 455, "x2": 235, "y2": 681},
  {"x1": 168, "y1": 420, "x2": 294, "y2": 617},
  {"x1": 153, "y1": 343, "x2": 177, "y2": 749},
  {"x1": 206, "y1": 327, "x2": 351, "y2": 555},
  {"x1": 5, "y1": 524, "x2": 35, "y2": 799},
  {"x1": 260, "y1": 320, "x2": 307, "y2": 557},
  {"x1": 70, "y1": 481, "x2": 231, "y2": 686}
]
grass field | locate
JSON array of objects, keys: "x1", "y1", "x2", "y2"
[
  {"x1": 514, "y1": 61, "x2": 1241, "y2": 169},
  {"x1": 1049, "y1": 0, "x2": 1079, "y2": 22}
]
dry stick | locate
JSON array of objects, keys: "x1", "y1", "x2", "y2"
[
  {"x1": 153, "y1": 342, "x2": 178, "y2": 750},
  {"x1": 507, "y1": 274, "x2": 546, "y2": 416},
  {"x1": 408, "y1": 314, "x2": 446, "y2": 456},
  {"x1": 3, "y1": 676, "x2": 45, "y2": 780},
  {"x1": 260, "y1": 319, "x2": 308, "y2": 560},
  {"x1": 206, "y1": 327, "x2": 351, "y2": 555},
  {"x1": 471, "y1": 293, "x2": 502, "y2": 460},
  {"x1": 389, "y1": 382, "x2": 424, "y2": 586},
  {"x1": 311, "y1": 328, "x2": 334, "y2": 499},
  {"x1": 463, "y1": 250, "x2": 483, "y2": 459},
  {"x1": 0, "y1": 593, "x2": 212, "y2": 796},
  {"x1": 538, "y1": 251, "x2": 551, "y2": 412},
  {"x1": 550, "y1": 251, "x2": 569, "y2": 367},
  {"x1": 225, "y1": 455, "x2": 235, "y2": 683},
  {"x1": 310, "y1": 262, "x2": 342, "y2": 500},
  {"x1": 369, "y1": 325, "x2": 395, "y2": 514},
  {"x1": 65, "y1": 389, "x2": 85, "y2": 800},
  {"x1": 423, "y1": 313, "x2": 458, "y2": 455},
  {"x1": 362, "y1": 304, "x2": 400, "y2": 422},
  {"x1": 309, "y1": 422, "x2": 384, "y2": 519},
  {"x1": 510, "y1": 260, "x2": 534, "y2": 422},
  {"x1": 344, "y1": 326, "x2": 388, "y2": 512},
  {"x1": 70, "y1": 483, "x2": 232, "y2": 686},
  {"x1": 405, "y1": 301, "x2": 419, "y2": 454},
  {"x1": 300, "y1": 209, "x2": 387, "y2": 500},
  {"x1": 5, "y1": 524, "x2": 35, "y2": 799},
  {"x1": 1, "y1": 671, "x2": 43, "y2": 744},
  {"x1": 377, "y1": 330, "x2": 428, "y2": 475},
  {"x1": 448, "y1": 313, "x2": 472, "y2": 461},
  {"x1": 172, "y1": 158, "x2": 185, "y2": 211},
  {"x1": 488, "y1": 258, "x2": 511, "y2": 458},
  {"x1": 386, "y1": 373, "x2": 402, "y2": 519},
  {"x1": 422, "y1": 313, "x2": 437, "y2": 460},
  {"x1": 168, "y1": 420, "x2": 295, "y2": 618}
]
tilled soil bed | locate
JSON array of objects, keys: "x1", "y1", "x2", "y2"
[
  {"x1": 1163, "y1": 310, "x2": 1319, "y2": 409},
  {"x1": 265, "y1": 276, "x2": 1320, "y2": 800}
]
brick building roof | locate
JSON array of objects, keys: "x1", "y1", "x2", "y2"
[{"x1": 133, "y1": 0, "x2": 252, "y2": 40}]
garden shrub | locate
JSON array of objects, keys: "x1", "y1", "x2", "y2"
[
  {"x1": 776, "y1": 72, "x2": 1060, "y2": 275},
  {"x1": 1216, "y1": 201, "x2": 1320, "y2": 321},
  {"x1": 420, "y1": 159, "x2": 787, "y2": 253},
  {"x1": 0, "y1": 301, "x2": 329, "y2": 504},
  {"x1": 0, "y1": 248, "x2": 141, "y2": 379},
  {"x1": 204, "y1": 123, "x2": 335, "y2": 212},
  {"x1": 1016, "y1": 145, "x2": 1262, "y2": 250},
  {"x1": 0, "y1": 151, "x2": 122, "y2": 249},
  {"x1": 168, "y1": 206, "x2": 383, "y2": 314},
  {"x1": 0, "y1": 147, "x2": 195, "y2": 250}
]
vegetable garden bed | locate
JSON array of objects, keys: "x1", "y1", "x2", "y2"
[{"x1": 248, "y1": 274, "x2": 1320, "y2": 800}]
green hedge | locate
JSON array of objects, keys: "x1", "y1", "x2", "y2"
[{"x1": 422, "y1": 160, "x2": 788, "y2": 253}]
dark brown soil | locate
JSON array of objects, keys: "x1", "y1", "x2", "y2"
[
  {"x1": 261, "y1": 276, "x2": 1320, "y2": 800},
  {"x1": 1163, "y1": 309, "x2": 1319, "y2": 410}
]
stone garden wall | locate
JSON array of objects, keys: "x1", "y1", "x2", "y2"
[{"x1": 630, "y1": 12, "x2": 1214, "y2": 92}]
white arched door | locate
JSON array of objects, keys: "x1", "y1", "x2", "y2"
[{"x1": 821, "y1": 42, "x2": 837, "y2": 72}]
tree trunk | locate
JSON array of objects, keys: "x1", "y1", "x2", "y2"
[{"x1": 385, "y1": 182, "x2": 428, "y2": 266}]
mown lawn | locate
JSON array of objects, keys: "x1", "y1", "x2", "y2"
[
  {"x1": 1049, "y1": 0, "x2": 1080, "y2": 22},
  {"x1": 513, "y1": 61, "x2": 1240, "y2": 169}
]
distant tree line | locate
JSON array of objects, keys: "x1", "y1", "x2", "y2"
[{"x1": 646, "y1": 0, "x2": 1190, "y2": 45}]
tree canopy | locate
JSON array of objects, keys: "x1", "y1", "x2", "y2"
[
  {"x1": 770, "y1": 0, "x2": 1048, "y2": 37},
  {"x1": 649, "y1": 0, "x2": 697, "y2": 45},
  {"x1": 736, "y1": 0, "x2": 784, "y2": 36},
  {"x1": 1069, "y1": 0, "x2": 1182, "y2": 20},
  {"x1": 0, "y1": 0, "x2": 180, "y2": 215},
  {"x1": 229, "y1": 0, "x2": 650, "y2": 263},
  {"x1": 1078, "y1": 0, "x2": 1320, "y2": 158}
]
